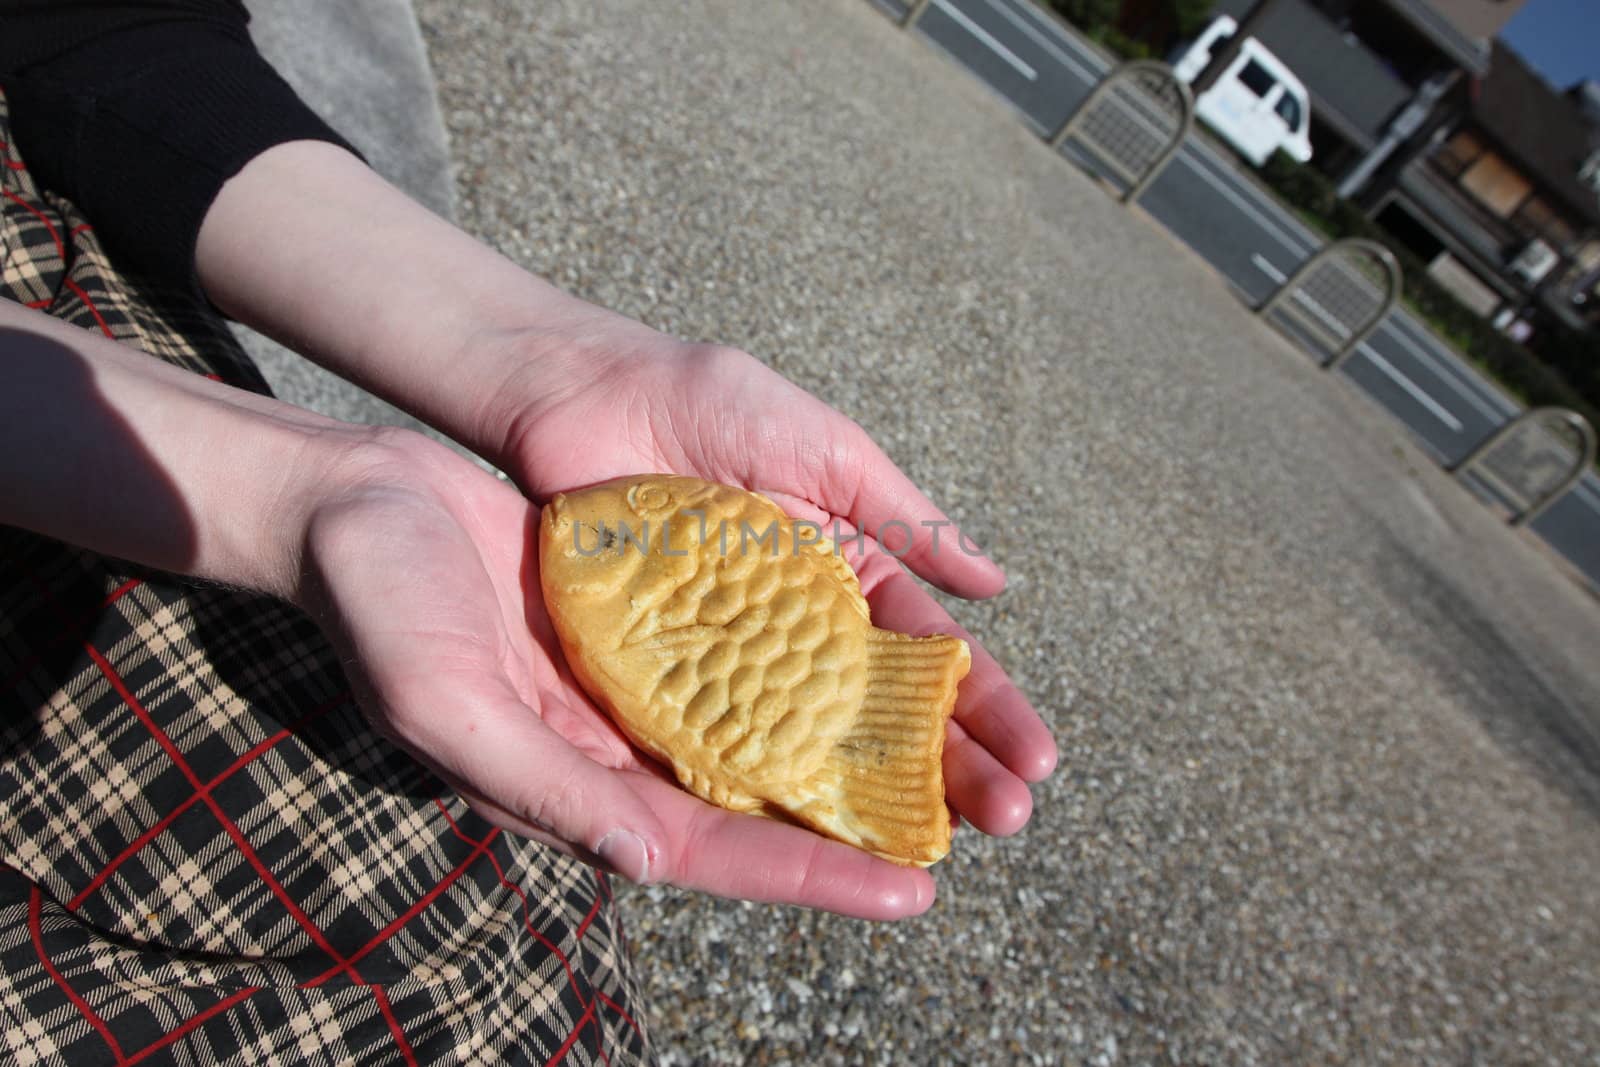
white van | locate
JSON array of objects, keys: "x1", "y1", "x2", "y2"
[{"x1": 1172, "y1": 16, "x2": 1313, "y2": 167}]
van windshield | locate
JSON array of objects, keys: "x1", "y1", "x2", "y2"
[
  {"x1": 1273, "y1": 91, "x2": 1302, "y2": 131},
  {"x1": 1237, "y1": 59, "x2": 1276, "y2": 98}
]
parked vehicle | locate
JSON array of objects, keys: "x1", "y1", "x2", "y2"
[{"x1": 1172, "y1": 16, "x2": 1313, "y2": 167}]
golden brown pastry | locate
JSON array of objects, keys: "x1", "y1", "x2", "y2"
[{"x1": 538, "y1": 475, "x2": 969, "y2": 866}]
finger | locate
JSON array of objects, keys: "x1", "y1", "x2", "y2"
[
  {"x1": 630, "y1": 773, "x2": 937, "y2": 920},
  {"x1": 748, "y1": 510, "x2": 1053, "y2": 829},
  {"x1": 762, "y1": 489, "x2": 996, "y2": 603},
  {"x1": 452, "y1": 747, "x2": 936, "y2": 920},
  {"x1": 710, "y1": 361, "x2": 1004, "y2": 599},
  {"x1": 858, "y1": 554, "x2": 1059, "y2": 786},
  {"x1": 390, "y1": 678, "x2": 669, "y2": 884},
  {"x1": 789, "y1": 412, "x2": 1006, "y2": 600},
  {"x1": 942, "y1": 717, "x2": 1033, "y2": 836}
]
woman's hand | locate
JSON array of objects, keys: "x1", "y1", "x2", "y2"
[
  {"x1": 1, "y1": 299, "x2": 958, "y2": 920},
  {"x1": 196, "y1": 141, "x2": 1058, "y2": 872},
  {"x1": 483, "y1": 337, "x2": 1059, "y2": 838},
  {"x1": 295, "y1": 430, "x2": 946, "y2": 919}
]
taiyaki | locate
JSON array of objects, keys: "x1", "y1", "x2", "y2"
[{"x1": 539, "y1": 475, "x2": 971, "y2": 866}]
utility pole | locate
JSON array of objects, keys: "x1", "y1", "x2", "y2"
[
  {"x1": 1191, "y1": 0, "x2": 1283, "y2": 95},
  {"x1": 1336, "y1": 71, "x2": 1458, "y2": 200}
]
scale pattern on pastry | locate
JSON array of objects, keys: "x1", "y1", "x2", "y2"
[{"x1": 539, "y1": 475, "x2": 970, "y2": 866}]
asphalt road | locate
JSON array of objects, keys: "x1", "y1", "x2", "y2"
[{"x1": 888, "y1": 0, "x2": 1600, "y2": 590}]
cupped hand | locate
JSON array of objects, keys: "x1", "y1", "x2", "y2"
[
  {"x1": 487, "y1": 336, "x2": 1058, "y2": 835},
  {"x1": 296, "y1": 431, "x2": 938, "y2": 919}
]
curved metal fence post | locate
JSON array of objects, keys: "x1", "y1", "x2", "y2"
[
  {"x1": 1255, "y1": 238, "x2": 1401, "y2": 369},
  {"x1": 1048, "y1": 60, "x2": 1193, "y2": 205},
  {"x1": 1447, "y1": 407, "x2": 1598, "y2": 527},
  {"x1": 901, "y1": 0, "x2": 933, "y2": 29}
]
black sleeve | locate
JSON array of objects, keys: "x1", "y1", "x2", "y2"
[{"x1": 0, "y1": 1, "x2": 362, "y2": 293}]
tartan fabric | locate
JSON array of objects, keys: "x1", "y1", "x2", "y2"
[{"x1": 0, "y1": 89, "x2": 651, "y2": 1066}]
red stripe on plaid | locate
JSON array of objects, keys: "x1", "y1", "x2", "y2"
[
  {"x1": 70, "y1": 223, "x2": 93, "y2": 236},
  {"x1": 62, "y1": 277, "x2": 116, "y2": 339},
  {"x1": 573, "y1": 892, "x2": 603, "y2": 942},
  {"x1": 102, "y1": 578, "x2": 142, "y2": 605},
  {"x1": 371, "y1": 985, "x2": 419, "y2": 1067},
  {"x1": 432, "y1": 799, "x2": 642, "y2": 1055},
  {"x1": 121, "y1": 986, "x2": 261, "y2": 1067},
  {"x1": 67, "y1": 689, "x2": 351, "y2": 910},
  {"x1": 82, "y1": 644, "x2": 347, "y2": 954},
  {"x1": 594, "y1": 989, "x2": 643, "y2": 1041},
  {"x1": 29, "y1": 887, "x2": 128, "y2": 1065},
  {"x1": 545, "y1": 997, "x2": 598, "y2": 1067},
  {"x1": 0, "y1": 187, "x2": 116, "y2": 338},
  {"x1": 82, "y1": 640, "x2": 423, "y2": 1058},
  {"x1": 2, "y1": 187, "x2": 65, "y2": 259},
  {"x1": 300, "y1": 816, "x2": 500, "y2": 988},
  {"x1": 24, "y1": 297, "x2": 50, "y2": 308}
]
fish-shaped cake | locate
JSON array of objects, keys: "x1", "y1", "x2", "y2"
[{"x1": 539, "y1": 475, "x2": 970, "y2": 866}]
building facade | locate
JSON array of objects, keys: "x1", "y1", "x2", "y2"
[{"x1": 1209, "y1": 0, "x2": 1599, "y2": 335}]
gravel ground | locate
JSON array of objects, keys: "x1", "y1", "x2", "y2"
[{"x1": 416, "y1": 1, "x2": 1600, "y2": 1062}]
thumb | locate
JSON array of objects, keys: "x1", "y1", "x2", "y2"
[{"x1": 397, "y1": 680, "x2": 666, "y2": 882}]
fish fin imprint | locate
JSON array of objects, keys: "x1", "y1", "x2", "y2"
[{"x1": 782, "y1": 629, "x2": 970, "y2": 866}]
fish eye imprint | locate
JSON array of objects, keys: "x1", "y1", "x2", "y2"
[{"x1": 569, "y1": 514, "x2": 987, "y2": 559}]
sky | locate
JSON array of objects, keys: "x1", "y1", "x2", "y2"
[{"x1": 1499, "y1": 0, "x2": 1599, "y2": 91}]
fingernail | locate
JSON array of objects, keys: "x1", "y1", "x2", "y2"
[{"x1": 596, "y1": 830, "x2": 651, "y2": 883}]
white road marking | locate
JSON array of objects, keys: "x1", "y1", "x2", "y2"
[
  {"x1": 1355, "y1": 345, "x2": 1466, "y2": 432},
  {"x1": 921, "y1": 15, "x2": 1600, "y2": 540},
  {"x1": 974, "y1": 0, "x2": 1102, "y2": 83},
  {"x1": 1174, "y1": 146, "x2": 1314, "y2": 253},
  {"x1": 1251, "y1": 252, "x2": 1285, "y2": 283},
  {"x1": 998, "y1": 0, "x2": 1111, "y2": 71},
  {"x1": 1383, "y1": 312, "x2": 1517, "y2": 423},
  {"x1": 931, "y1": 0, "x2": 1038, "y2": 81},
  {"x1": 1252, "y1": 253, "x2": 1509, "y2": 428},
  {"x1": 1251, "y1": 255, "x2": 1464, "y2": 432}
]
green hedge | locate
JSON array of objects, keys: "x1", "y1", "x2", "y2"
[
  {"x1": 1257, "y1": 154, "x2": 1600, "y2": 434},
  {"x1": 1039, "y1": 0, "x2": 1151, "y2": 61},
  {"x1": 1040, "y1": 0, "x2": 1121, "y2": 34}
]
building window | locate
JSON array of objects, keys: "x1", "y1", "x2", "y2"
[
  {"x1": 1459, "y1": 151, "x2": 1533, "y2": 218},
  {"x1": 1512, "y1": 196, "x2": 1575, "y2": 250},
  {"x1": 1435, "y1": 128, "x2": 1485, "y2": 178}
]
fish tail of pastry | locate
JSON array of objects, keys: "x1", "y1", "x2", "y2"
[{"x1": 801, "y1": 630, "x2": 970, "y2": 866}]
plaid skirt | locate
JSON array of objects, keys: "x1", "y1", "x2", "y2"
[{"x1": 0, "y1": 91, "x2": 651, "y2": 1066}]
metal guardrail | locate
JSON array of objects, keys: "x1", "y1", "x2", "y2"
[
  {"x1": 1255, "y1": 238, "x2": 1401, "y2": 370},
  {"x1": 881, "y1": 2, "x2": 1595, "y2": 560},
  {"x1": 1447, "y1": 408, "x2": 1598, "y2": 528},
  {"x1": 1048, "y1": 60, "x2": 1193, "y2": 205},
  {"x1": 902, "y1": 0, "x2": 934, "y2": 27},
  {"x1": 901, "y1": 0, "x2": 933, "y2": 28}
]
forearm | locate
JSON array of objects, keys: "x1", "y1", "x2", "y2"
[
  {"x1": 0, "y1": 301, "x2": 370, "y2": 599},
  {"x1": 195, "y1": 140, "x2": 661, "y2": 461}
]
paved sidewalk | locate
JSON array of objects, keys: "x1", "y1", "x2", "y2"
[{"x1": 417, "y1": 1, "x2": 1600, "y2": 1063}]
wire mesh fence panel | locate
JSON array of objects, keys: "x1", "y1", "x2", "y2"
[
  {"x1": 1052, "y1": 61, "x2": 1192, "y2": 203},
  {"x1": 1459, "y1": 412, "x2": 1597, "y2": 525},
  {"x1": 1257, "y1": 240, "x2": 1400, "y2": 368}
]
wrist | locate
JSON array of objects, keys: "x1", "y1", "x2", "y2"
[
  {"x1": 467, "y1": 308, "x2": 669, "y2": 468},
  {"x1": 259, "y1": 425, "x2": 449, "y2": 608},
  {"x1": 195, "y1": 140, "x2": 685, "y2": 472}
]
